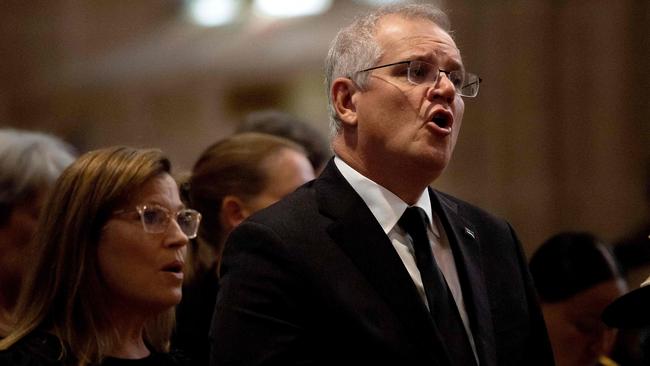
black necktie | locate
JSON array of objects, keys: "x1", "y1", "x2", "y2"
[{"x1": 399, "y1": 207, "x2": 477, "y2": 366}]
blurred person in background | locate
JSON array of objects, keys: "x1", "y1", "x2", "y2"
[
  {"x1": 235, "y1": 109, "x2": 332, "y2": 174},
  {"x1": 173, "y1": 132, "x2": 315, "y2": 365},
  {"x1": 0, "y1": 128, "x2": 76, "y2": 337},
  {"x1": 530, "y1": 231, "x2": 628, "y2": 366},
  {"x1": 0, "y1": 146, "x2": 199, "y2": 365}
]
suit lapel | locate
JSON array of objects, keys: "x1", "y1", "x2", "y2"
[
  {"x1": 315, "y1": 162, "x2": 450, "y2": 365},
  {"x1": 430, "y1": 190, "x2": 497, "y2": 366}
]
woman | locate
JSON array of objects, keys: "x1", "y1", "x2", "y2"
[
  {"x1": 0, "y1": 146, "x2": 200, "y2": 365},
  {"x1": 174, "y1": 132, "x2": 315, "y2": 365},
  {"x1": 0, "y1": 128, "x2": 76, "y2": 336},
  {"x1": 530, "y1": 231, "x2": 628, "y2": 366}
]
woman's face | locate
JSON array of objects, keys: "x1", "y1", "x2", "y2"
[
  {"x1": 98, "y1": 173, "x2": 188, "y2": 315},
  {"x1": 243, "y1": 147, "x2": 315, "y2": 213},
  {"x1": 542, "y1": 279, "x2": 626, "y2": 366}
]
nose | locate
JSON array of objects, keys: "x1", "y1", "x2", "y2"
[
  {"x1": 164, "y1": 218, "x2": 189, "y2": 248},
  {"x1": 426, "y1": 70, "x2": 456, "y2": 104}
]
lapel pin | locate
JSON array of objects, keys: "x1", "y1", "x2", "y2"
[{"x1": 464, "y1": 227, "x2": 475, "y2": 239}]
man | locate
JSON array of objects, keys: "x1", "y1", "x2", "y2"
[{"x1": 210, "y1": 4, "x2": 554, "y2": 365}]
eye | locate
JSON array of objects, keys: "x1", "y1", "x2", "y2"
[
  {"x1": 176, "y1": 209, "x2": 200, "y2": 238},
  {"x1": 448, "y1": 71, "x2": 465, "y2": 88},
  {"x1": 408, "y1": 61, "x2": 437, "y2": 84},
  {"x1": 141, "y1": 207, "x2": 167, "y2": 226},
  {"x1": 573, "y1": 318, "x2": 603, "y2": 335},
  {"x1": 176, "y1": 210, "x2": 194, "y2": 226}
]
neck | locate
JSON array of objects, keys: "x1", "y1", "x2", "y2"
[
  {"x1": 105, "y1": 304, "x2": 150, "y2": 359},
  {"x1": 333, "y1": 140, "x2": 437, "y2": 205}
]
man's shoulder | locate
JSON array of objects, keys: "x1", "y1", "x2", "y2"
[
  {"x1": 256, "y1": 180, "x2": 320, "y2": 219},
  {"x1": 242, "y1": 180, "x2": 327, "y2": 239}
]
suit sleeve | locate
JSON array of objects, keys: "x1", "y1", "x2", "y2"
[{"x1": 209, "y1": 220, "x2": 313, "y2": 366}]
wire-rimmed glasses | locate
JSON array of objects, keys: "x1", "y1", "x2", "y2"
[
  {"x1": 113, "y1": 204, "x2": 202, "y2": 239},
  {"x1": 357, "y1": 60, "x2": 482, "y2": 98}
]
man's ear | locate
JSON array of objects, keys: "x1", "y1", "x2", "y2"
[
  {"x1": 220, "y1": 195, "x2": 249, "y2": 232},
  {"x1": 331, "y1": 77, "x2": 360, "y2": 127}
]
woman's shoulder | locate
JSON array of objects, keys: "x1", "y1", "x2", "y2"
[{"x1": 0, "y1": 331, "x2": 63, "y2": 365}]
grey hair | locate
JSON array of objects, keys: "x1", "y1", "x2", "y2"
[
  {"x1": 324, "y1": 3, "x2": 451, "y2": 135},
  {"x1": 0, "y1": 129, "x2": 76, "y2": 219}
]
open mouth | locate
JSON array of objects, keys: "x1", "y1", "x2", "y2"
[
  {"x1": 430, "y1": 110, "x2": 452, "y2": 129},
  {"x1": 162, "y1": 262, "x2": 183, "y2": 274}
]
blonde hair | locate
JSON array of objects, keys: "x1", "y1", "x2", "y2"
[{"x1": 0, "y1": 146, "x2": 175, "y2": 364}]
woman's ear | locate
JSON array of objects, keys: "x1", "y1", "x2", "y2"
[
  {"x1": 331, "y1": 77, "x2": 359, "y2": 127},
  {"x1": 220, "y1": 195, "x2": 249, "y2": 232}
]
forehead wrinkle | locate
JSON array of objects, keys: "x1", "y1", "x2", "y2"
[{"x1": 379, "y1": 33, "x2": 463, "y2": 70}]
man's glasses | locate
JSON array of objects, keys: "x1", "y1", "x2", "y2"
[
  {"x1": 357, "y1": 60, "x2": 481, "y2": 98},
  {"x1": 113, "y1": 204, "x2": 202, "y2": 239}
]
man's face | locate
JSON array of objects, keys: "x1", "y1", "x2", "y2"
[{"x1": 352, "y1": 14, "x2": 465, "y2": 181}]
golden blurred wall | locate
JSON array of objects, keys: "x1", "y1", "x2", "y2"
[{"x1": 1, "y1": 0, "x2": 648, "y2": 256}]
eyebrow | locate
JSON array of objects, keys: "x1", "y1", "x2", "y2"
[
  {"x1": 409, "y1": 52, "x2": 465, "y2": 72},
  {"x1": 142, "y1": 201, "x2": 186, "y2": 211}
]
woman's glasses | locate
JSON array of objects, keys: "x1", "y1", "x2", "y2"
[{"x1": 114, "y1": 204, "x2": 202, "y2": 239}]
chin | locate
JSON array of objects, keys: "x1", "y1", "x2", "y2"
[
  {"x1": 146, "y1": 290, "x2": 183, "y2": 311},
  {"x1": 420, "y1": 153, "x2": 449, "y2": 174},
  {"x1": 166, "y1": 289, "x2": 183, "y2": 306}
]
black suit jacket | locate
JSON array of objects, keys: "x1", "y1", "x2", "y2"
[{"x1": 210, "y1": 160, "x2": 554, "y2": 366}]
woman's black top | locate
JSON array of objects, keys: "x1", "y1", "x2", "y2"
[{"x1": 0, "y1": 331, "x2": 188, "y2": 366}]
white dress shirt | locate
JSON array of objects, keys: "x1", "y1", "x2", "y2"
[{"x1": 334, "y1": 157, "x2": 478, "y2": 362}]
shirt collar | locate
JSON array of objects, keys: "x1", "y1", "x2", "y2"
[{"x1": 334, "y1": 156, "x2": 439, "y2": 238}]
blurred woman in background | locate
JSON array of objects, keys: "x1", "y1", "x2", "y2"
[
  {"x1": 0, "y1": 146, "x2": 200, "y2": 365},
  {"x1": 236, "y1": 109, "x2": 331, "y2": 174},
  {"x1": 530, "y1": 231, "x2": 628, "y2": 366},
  {"x1": 174, "y1": 132, "x2": 315, "y2": 365},
  {"x1": 0, "y1": 128, "x2": 76, "y2": 337}
]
